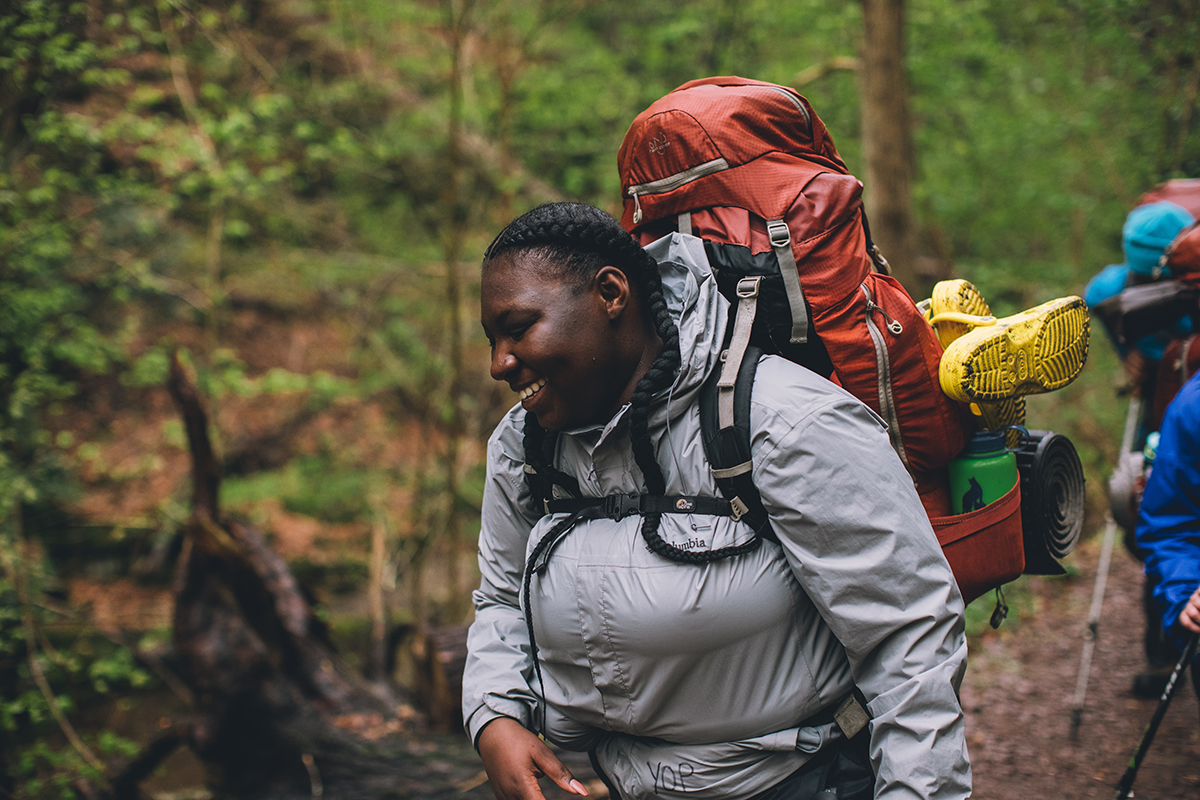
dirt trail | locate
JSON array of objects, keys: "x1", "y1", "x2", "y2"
[{"x1": 962, "y1": 532, "x2": 1200, "y2": 799}]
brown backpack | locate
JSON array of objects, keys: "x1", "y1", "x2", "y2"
[{"x1": 1151, "y1": 334, "x2": 1200, "y2": 430}]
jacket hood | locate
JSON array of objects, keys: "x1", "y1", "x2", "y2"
[{"x1": 643, "y1": 232, "x2": 728, "y2": 427}]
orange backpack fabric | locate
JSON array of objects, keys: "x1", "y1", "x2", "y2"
[
  {"x1": 618, "y1": 76, "x2": 969, "y2": 473},
  {"x1": 1166, "y1": 221, "x2": 1200, "y2": 285}
]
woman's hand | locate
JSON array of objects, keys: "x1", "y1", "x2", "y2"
[
  {"x1": 477, "y1": 717, "x2": 589, "y2": 800},
  {"x1": 1178, "y1": 585, "x2": 1200, "y2": 635}
]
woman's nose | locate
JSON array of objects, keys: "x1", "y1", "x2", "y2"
[{"x1": 490, "y1": 344, "x2": 518, "y2": 381}]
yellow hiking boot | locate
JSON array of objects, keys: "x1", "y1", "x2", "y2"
[
  {"x1": 939, "y1": 296, "x2": 1090, "y2": 404},
  {"x1": 925, "y1": 280, "x2": 1027, "y2": 441}
]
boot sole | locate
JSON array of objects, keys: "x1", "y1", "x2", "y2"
[
  {"x1": 975, "y1": 396, "x2": 1027, "y2": 447},
  {"x1": 941, "y1": 297, "x2": 1090, "y2": 403}
]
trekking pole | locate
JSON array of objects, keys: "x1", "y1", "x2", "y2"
[
  {"x1": 1114, "y1": 632, "x2": 1199, "y2": 799},
  {"x1": 1070, "y1": 397, "x2": 1141, "y2": 737}
]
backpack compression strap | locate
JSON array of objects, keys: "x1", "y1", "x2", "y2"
[{"x1": 699, "y1": 344, "x2": 777, "y2": 542}]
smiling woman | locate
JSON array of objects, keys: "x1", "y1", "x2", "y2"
[
  {"x1": 480, "y1": 207, "x2": 665, "y2": 432},
  {"x1": 463, "y1": 203, "x2": 972, "y2": 800}
]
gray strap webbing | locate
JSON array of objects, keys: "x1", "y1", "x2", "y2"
[
  {"x1": 677, "y1": 212, "x2": 692, "y2": 235},
  {"x1": 766, "y1": 218, "x2": 809, "y2": 344},
  {"x1": 711, "y1": 461, "x2": 752, "y2": 480},
  {"x1": 717, "y1": 276, "x2": 761, "y2": 429}
]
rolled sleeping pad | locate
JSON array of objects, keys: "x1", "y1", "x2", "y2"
[{"x1": 1014, "y1": 430, "x2": 1085, "y2": 574}]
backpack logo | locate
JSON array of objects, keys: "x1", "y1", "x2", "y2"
[{"x1": 649, "y1": 132, "x2": 670, "y2": 154}]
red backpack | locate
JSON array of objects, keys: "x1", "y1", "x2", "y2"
[
  {"x1": 617, "y1": 76, "x2": 969, "y2": 475},
  {"x1": 1137, "y1": 178, "x2": 1200, "y2": 220},
  {"x1": 1151, "y1": 334, "x2": 1200, "y2": 430},
  {"x1": 1165, "y1": 221, "x2": 1200, "y2": 285}
]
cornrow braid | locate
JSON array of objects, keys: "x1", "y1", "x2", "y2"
[
  {"x1": 629, "y1": 273, "x2": 762, "y2": 565},
  {"x1": 522, "y1": 414, "x2": 580, "y2": 501}
]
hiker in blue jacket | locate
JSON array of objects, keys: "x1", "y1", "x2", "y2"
[
  {"x1": 1084, "y1": 199, "x2": 1196, "y2": 696},
  {"x1": 1135, "y1": 370, "x2": 1200, "y2": 712},
  {"x1": 463, "y1": 203, "x2": 970, "y2": 800}
]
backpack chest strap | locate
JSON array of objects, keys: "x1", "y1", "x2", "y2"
[{"x1": 545, "y1": 492, "x2": 736, "y2": 521}]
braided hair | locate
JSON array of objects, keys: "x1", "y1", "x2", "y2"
[{"x1": 485, "y1": 202, "x2": 756, "y2": 565}]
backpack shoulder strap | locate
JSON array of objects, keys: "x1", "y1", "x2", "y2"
[
  {"x1": 699, "y1": 345, "x2": 777, "y2": 541},
  {"x1": 523, "y1": 426, "x2": 572, "y2": 517}
]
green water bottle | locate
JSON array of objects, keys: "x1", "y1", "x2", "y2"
[{"x1": 949, "y1": 428, "x2": 1022, "y2": 514}]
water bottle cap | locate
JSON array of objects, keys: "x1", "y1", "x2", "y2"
[
  {"x1": 965, "y1": 425, "x2": 1029, "y2": 454},
  {"x1": 965, "y1": 429, "x2": 1007, "y2": 454},
  {"x1": 1144, "y1": 431, "x2": 1160, "y2": 463}
]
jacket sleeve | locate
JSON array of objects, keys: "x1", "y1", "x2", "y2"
[
  {"x1": 1136, "y1": 377, "x2": 1200, "y2": 648},
  {"x1": 461, "y1": 418, "x2": 543, "y2": 747},
  {"x1": 749, "y1": 381, "x2": 971, "y2": 800}
]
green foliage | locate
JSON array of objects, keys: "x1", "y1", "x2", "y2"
[
  {"x1": 0, "y1": 533, "x2": 150, "y2": 798},
  {"x1": 224, "y1": 455, "x2": 382, "y2": 523},
  {"x1": 2, "y1": 0, "x2": 1198, "y2": 789},
  {"x1": 909, "y1": 0, "x2": 1200, "y2": 293}
]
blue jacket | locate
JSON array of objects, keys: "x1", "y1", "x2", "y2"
[{"x1": 1136, "y1": 371, "x2": 1200, "y2": 649}]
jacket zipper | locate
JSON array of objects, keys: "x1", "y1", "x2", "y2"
[
  {"x1": 861, "y1": 282, "x2": 909, "y2": 468},
  {"x1": 627, "y1": 158, "x2": 730, "y2": 223}
]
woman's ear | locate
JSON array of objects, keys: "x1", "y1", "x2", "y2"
[{"x1": 594, "y1": 266, "x2": 632, "y2": 320}]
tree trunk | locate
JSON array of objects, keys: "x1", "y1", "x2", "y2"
[
  {"x1": 157, "y1": 352, "x2": 456, "y2": 799},
  {"x1": 440, "y1": 0, "x2": 476, "y2": 622},
  {"x1": 860, "y1": 0, "x2": 924, "y2": 298}
]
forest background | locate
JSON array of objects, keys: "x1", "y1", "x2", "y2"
[{"x1": 2, "y1": 0, "x2": 1199, "y2": 797}]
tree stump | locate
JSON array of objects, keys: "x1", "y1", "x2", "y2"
[{"x1": 126, "y1": 353, "x2": 440, "y2": 799}]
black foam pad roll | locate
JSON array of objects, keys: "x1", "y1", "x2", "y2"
[{"x1": 1015, "y1": 430, "x2": 1085, "y2": 575}]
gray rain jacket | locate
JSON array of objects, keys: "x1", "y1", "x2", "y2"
[{"x1": 463, "y1": 234, "x2": 971, "y2": 800}]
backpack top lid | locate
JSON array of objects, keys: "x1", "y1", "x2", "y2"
[
  {"x1": 617, "y1": 76, "x2": 855, "y2": 232},
  {"x1": 1136, "y1": 178, "x2": 1200, "y2": 221}
]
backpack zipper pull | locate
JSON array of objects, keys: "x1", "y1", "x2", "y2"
[
  {"x1": 631, "y1": 191, "x2": 643, "y2": 224},
  {"x1": 866, "y1": 297, "x2": 904, "y2": 335}
]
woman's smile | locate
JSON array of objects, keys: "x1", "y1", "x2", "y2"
[{"x1": 518, "y1": 377, "x2": 547, "y2": 402}]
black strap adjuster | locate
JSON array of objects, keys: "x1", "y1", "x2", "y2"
[{"x1": 602, "y1": 493, "x2": 643, "y2": 520}]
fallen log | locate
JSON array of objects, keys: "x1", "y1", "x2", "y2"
[{"x1": 156, "y1": 352, "x2": 425, "y2": 798}]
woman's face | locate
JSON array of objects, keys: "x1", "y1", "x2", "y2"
[{"x1": 481, "y1": 252, "x2": 647, "y2": 431}]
